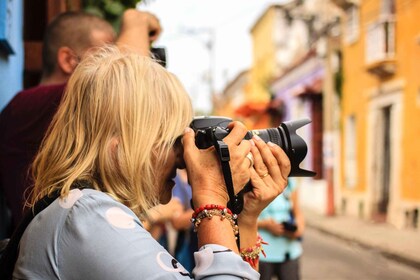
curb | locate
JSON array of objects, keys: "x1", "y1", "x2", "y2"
[{"x1": 306, "y1": 222, "x2": 420, "y2": 272}]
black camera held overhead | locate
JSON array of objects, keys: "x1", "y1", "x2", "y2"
[
  {"x1": 190, "y1": 116, "x2": 316, "y2": 215},
  {"x1": 151, "y1": 47, "x2": 166, "y2": 68}
]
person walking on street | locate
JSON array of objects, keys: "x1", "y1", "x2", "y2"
[{"x1": 258, "y1": 178, "x2": 305, "y2": 280}]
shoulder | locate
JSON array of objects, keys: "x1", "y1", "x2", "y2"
[
  {"x1": 62, "y1": 188, "x2": 141, "y2": 227},
  {"x1": 57, "y1": 189, "x2": 197, "y2": 279},
  {"x1": 6, "y1": 83, "x2": 66, "y2": 115}
]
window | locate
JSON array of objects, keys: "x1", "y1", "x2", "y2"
[
  {"x1": 381, "y1": 0, "x2": 395, "y2": 16},
  {"x1": 365, "y1": 0, "x2": 395, "y2": 64},
  {"x1": 344, "y1": 115, "x2": 357, "y2": 188},
  {"x1": 345, "y1": 5, "x2": 360, "y2": 44}
]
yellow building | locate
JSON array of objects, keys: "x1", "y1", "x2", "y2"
[
  {"x1": 249, "y1": 5, "x2": 283, "y2": 103},
  {"x1": 215, "y1": 6, "x2": 284, "y2": 129},
  {"x1": 338, "y1": 0, "x2": 420, "y2": 229},
  {"x1": 236, "y1": 5, "x2": 286, "y2": 129}
]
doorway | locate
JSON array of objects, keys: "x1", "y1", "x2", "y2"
[
  {"x1": 378, "y1": 105, "x2": 391, "y2": 214},
  {"x1": 372, "y1": 105, "x2": 392, "y2": 222}
]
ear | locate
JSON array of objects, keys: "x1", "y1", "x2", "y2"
[
  {"x1": 57, "y1": 46, "x2": 79, "y2": 75},
  {"x1": 110, "y1": 137, "x2": 120, "y2": 154}
]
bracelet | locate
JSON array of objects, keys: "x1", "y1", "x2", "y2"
[
  {"x1": 240, "y1": 234, "x2": 268, "y2": 268},
  {"x1": 191, "y1": 204, "x2": 238, "y2": 238},
  {"x1": 192, "y1": 204, "x2": 233, "y2": 219}
]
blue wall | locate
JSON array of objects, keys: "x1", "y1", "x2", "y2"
[{"x1": 0, "y1": 0, "x2": 23, "y2": 111}]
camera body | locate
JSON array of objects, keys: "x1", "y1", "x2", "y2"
[
  {"x1": 151, "y1": 47, "x2": 166, "y2": 68},
  {"x1": 190, "y1": 116, "x2": 316, "y2": 177},
  {"x1": 282, "y1": 221, "x2": 298, "y2": 232}
]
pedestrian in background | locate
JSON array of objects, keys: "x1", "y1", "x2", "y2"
[
  {"x1": 170, "y1": 169, "x2": 197, "y2": 273},
  {"x1": 257, "y1": 178, "x2": 305, "y2": 280}
]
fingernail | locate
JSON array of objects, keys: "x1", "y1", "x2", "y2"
[
  {"x1": 267, "y1": 141, "x2": 276, "y2": 147},
  {"x1": 184, "y1": 127, "x2": 193, "y2": 134},
  {"x1": 253, "y1": 135, "x2": 262, "y2": 141}
]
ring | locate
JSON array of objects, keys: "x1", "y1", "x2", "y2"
[
  {"x1": 246, "y1": 153, "x2": 254, "y2": 168},
  {"x1": 260, "y1": 172, "x2": 269, "y2": 179}
]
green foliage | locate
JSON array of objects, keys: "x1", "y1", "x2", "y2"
[
  {"x1": 82, "y1": 0, "x2": 143, "y2": 31},
  {"x1": 334, "y1": 50, "x2": 343, "y2": 100}
]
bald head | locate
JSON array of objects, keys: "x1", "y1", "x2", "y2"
[{"x1": 42, "y1": 12, "x2": 116, "y2": 78}]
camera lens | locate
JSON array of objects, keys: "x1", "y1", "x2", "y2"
[
  {"x1": 245, "y1": 118, "x2": 316, "y2": 177},
  {"x1": 191, "y1": 116, "x2": 316, "y2": 177}
]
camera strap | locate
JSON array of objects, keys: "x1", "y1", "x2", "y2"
[{"x1": 213, "y1": 139, "x2": 244, "y2": 248}]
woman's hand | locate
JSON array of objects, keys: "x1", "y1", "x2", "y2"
[
  {"x1": 237, "y1": 136, "x2": 290, "y2": 267},
  {"x1": 239, "y1": 135, "x2": 291, "y2": 226},
  {"x1": 182, "y1": 122, "x2": 252, "y2": 208},
  {"x1": 258, "y1": 218, "x2": 287, "y2": 236}
]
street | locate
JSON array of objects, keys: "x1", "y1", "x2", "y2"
[{"x1": 300, "y1": 228, "x2": 420, "y2": 280}]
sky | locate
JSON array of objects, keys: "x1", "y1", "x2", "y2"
[{"x1": 139, "y1": 0, "x2": 287, "y2": 114}]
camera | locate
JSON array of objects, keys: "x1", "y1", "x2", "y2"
[
  {"x1": 151, "y1": 47, "x2": 166, "y2": 68},
  {"x1": 190, "y1": 116, "x2": 316, "y2": 177},
  {"x1": 282, "y1": 221, "x2": 298, "y2": 232}
]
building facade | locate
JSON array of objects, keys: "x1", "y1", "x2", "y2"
[
  {"x1": 253, "y1": 1, "x2": 342, "y2": 215},
  {"x1": 336, "y1": 0, "x2": 420, "y2": 229},
  {"x1": 217, "y1": 1, "x2": 343, "y2": 215}
]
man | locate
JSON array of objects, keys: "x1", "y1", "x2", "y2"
[{"x1": 0, "y1": 9, "x2": 161, "y2": 234}]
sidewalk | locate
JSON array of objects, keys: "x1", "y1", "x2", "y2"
[{"x1": 302, "y1": 208, "x2": 420, "y2": 271}]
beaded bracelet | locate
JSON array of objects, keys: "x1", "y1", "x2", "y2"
[
  {"x1": 192, "y1": 204, "x2": 233, "y2": 219},
  {"x1": 240, "y1": 234, "x2": 268, "y2": 269},
  {"x1": 191, "y1": 204, "x2": 239, "y2": 238}
]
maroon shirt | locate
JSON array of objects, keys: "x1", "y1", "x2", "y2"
[{"x1": 0, "y1": 83, "x2": 66, "y2": 230}]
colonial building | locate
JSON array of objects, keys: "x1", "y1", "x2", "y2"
[
  {"x1": 217, "y1": 1, "x2": 344, "y2": 215},
  {"x1": 335, "y1": 0, "x2": 420, "y2": 229},
  {"x1": 251, "y1": 1, "x2": 342, "y2": 215}
]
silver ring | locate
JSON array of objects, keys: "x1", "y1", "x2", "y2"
[{"x1": 246, "y1": 153, "x2": 254, "y2": 168}]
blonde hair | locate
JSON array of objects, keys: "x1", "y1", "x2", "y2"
[{"x1": 30, "y1": 45, "x2": 193, "y2": 216}]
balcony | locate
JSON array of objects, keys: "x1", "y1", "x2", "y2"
[
  {"x1": 331, "y1": 0, "x2": 359, "y2": 10},
  {"x1": 365, "y1": 16, "x2": 396, "y2": 77}
]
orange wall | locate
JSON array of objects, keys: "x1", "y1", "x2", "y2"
[
  {"x1": 341, "y1": 0, "x2": 420, "y2": 201},
  {"x1": 341, "y1": 0, "x2": 379, "y2": 193},
  {"x1": 398, "y1": 0, "x2": 420, "y2": 200}
]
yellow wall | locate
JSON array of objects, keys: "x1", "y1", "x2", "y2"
[
  {"x1": 341, "y1": 0, "x2": 420, "y2": 200},
  {"x1": 398, "y1": 0, "x2": 420, "y2": 200},
  {"x1": 249, "y1": 6, "x2": 278, "y2": 103}
]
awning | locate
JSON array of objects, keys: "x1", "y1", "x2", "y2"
[
  {"x1": 234, "y1": 101, "x2": 269, "y2": 117},
  {"x1": 271, "y1": 55, "x2": 324, "y2": 99}
]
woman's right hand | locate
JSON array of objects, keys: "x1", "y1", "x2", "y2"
[{"x1": 182, "y1": 122, "x2": 252, "y2": 208}]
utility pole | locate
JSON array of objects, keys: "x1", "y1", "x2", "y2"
[{"x1": 180, "y1": 27, "x2": 216, "y2": 113}]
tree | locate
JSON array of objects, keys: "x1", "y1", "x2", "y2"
[{"x1": 82, "y1": 0, "x2": 144, "y2": 30}]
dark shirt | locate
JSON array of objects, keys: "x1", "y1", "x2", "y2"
[{"x1": 0, "y1": 83, "x2": 66, "y2": 231}]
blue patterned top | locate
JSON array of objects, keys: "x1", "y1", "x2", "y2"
[{"x1": 14, "y1": 189, "x2": 259, "y2": 279}]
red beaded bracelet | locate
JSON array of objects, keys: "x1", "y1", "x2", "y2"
[
  {"x1": 192, "y1": 204, "x2": 233, "y2": 219},
  {"x1": 240, "y1": 234, "x2": 268, "y2": 269}
]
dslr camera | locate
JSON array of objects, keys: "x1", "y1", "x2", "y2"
[
  {"x1": 151, "y1": 47, "x2": 166, "y2": 68},
  {"x1": 190, "y1": 116, "x2": 316, "y2": 177}
]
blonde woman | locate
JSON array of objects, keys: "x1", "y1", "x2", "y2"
[{"x1": 13, "y1": 46, "x2": 290, "y2": 279}]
